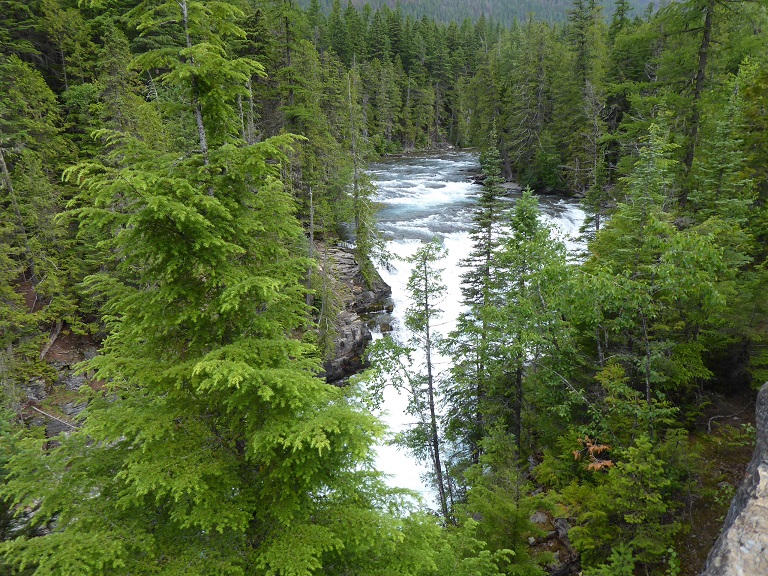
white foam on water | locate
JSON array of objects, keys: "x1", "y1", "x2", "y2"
[
  {"x1": 368, "y1": 152, "x2": 586, "y2": 506},
  {"x1": 372, "y1": 233, "x2": 471, "y2": 507},
  {"x1": 380, "y1": 180, "x2": 474, "y2": 208},
  {"x1": 540, "y1": 200, "x2": 588, "y2": 256}
]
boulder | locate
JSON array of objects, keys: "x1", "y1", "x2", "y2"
[
  {"x1": 700, "y1": 382, "x2": 768, "y2": 576},
  {"x1": 25, "y1": 378, "x2": 48, "y2": 402},
  {"x1": 500, "y1": 181, "x2": 523, "y2": 194},
  {"x1": 58, "y1": 370, "x2": 87, "y2": 391},
  {"x1": 528, "y1": 510, "x2": 580, "y2": 575},
  {"x1": 46, "y1": 417, "x2": 73, "y2": 438}
]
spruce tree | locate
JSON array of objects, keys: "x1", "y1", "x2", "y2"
[
  {"x1": 366, "y1": 239, "x2": 451, "y2": 521},
  {"x1": 403, "y1": 238, "x2": 451, "y2": 522},
  {"x1": 444, "y1": 130, "x2": 508, "y2": 475},
  {"x1": 0, "y1": 2, "x2": 399, "y2": 573},
  {"x1": 0, "y1": 55, "x2": 78, "y2": 411},
  {"x1": 579, "y1": 122, "x2": 728, "y2": 421},
  {"x1": 491, "y1": 189, "x2": 570, "y2": 456}
]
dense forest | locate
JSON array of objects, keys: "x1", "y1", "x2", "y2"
[
  {"x1": 302, "y1": 0, "x2": 655, "y2": 25},
  {"x1": 1, "y1": 0, "x2": 767, "y2": 574}
]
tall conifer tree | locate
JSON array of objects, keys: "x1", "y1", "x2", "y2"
[{"x1": 0, "y1": 3, "x2": 400, "y2": 573}]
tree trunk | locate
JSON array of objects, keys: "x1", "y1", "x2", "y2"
[
  {"x1": 348, "y1": 72, "x2": 360, "y2": 235},
  {"x1": 284, "y1": 2, "x2": 295, "y2": 110},
  {"x1": 180, "y1": 0, "x2": 210, "y2": 165},
  {"x1": 681, "y1": 0, "x2": 715, "y2": 207},
  {"x1": 641, "y1": 312, "x2": 654, "y2": 441},
  {"x1": 306, "y1": 187, "x2": 314, "y2": 307},
  {"x1": 514, "y1": 364, "x2": 523, "y2": 458},
  {"x1": 423, "y1": 259, "x2": 449, "y2": 522}
]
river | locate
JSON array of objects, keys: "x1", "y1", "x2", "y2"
[{"x1": 366, "y1": 150, "x2": 586, "y2": 504}]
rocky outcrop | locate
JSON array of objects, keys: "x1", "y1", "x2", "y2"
[
  {"x1": 700, "y1": 381, "x2": 768, "y2": 576},
  {"x1": 471, "y1": 174, "x2": 522, "y2": 192},
  {"x1": 322, "y1": 310, "x2": 372, "y2": 383},
  {"x1": 22, "y1": 331, "x2": 99, "y2": 438},
  {"x1": 322, "y1": 246, "x2": 391, "y2": 314},
  {"x1": 529, "y1": 511, "x2": 580, "y2": 575},
  {"x1": 319, "y1": 245, "x2": 391, "y2": 383}
]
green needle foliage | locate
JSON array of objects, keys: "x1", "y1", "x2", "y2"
[
  {"x1": 1, "y1": 1, "x2": 768, "y2": 575},
  {"x1": 0, "y1": 3, "x2": 403, "y2": 574}
]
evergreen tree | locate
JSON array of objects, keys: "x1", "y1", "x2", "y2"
[
  {"x1": 365, "y1": 239, "x2": 451, "y2": 521},
  {"x1": 559, "y1": 0, "x2": 608, "y2": 196},
  {"x1": 346, "y1": 63, "x2": 386, "y2": 279},
  {"x1": 0, "y1": 0, "x2": 44, "y2": 58},
  {"x1": 344, "y1": 0, "x2": 366, "y2": 63},
  {"x1": 490, "y1": 190, "x2": 570, "y2": 456},
  {"x1": 690, "y1": 70, "x2": 755, "y2": 224},
  {"x1": 367, "y1": 8, "x2": 391, "y2": 62},
  {"x1": 651, "y1": 0, "x2": 765, "y2": 205},
  {"x1": 306, "y1": 0, "x2": 324, "y2": 48},
  {"x1": 461, "y1": 429, "x2": 548, "y2": 575},
  {"x1": 403, "y1": 239, "x2": 451, "y2": 522},
  {"x1": 41, "y1": 0, "x2": 97, "y2": 92},
  {"x1": 2, "y1": 3, "x2": 768, "y2": 574},
  {"x1": 0, "y1": 3, "x2": 401, "y2": 572},
  {"x1": 501, "y1": 17, "x2": 557, "y2": 186},
  {"x1": 578, "y1": 122, "x2": 728, "y2": 419},
  {"x1": 444, "y1": 129, "x2": 509, "y2": 476},
  {"x1": 327, "y1": 0, "x2": 348, "y2": 63},
  {"x1": 0, "y1": 55, "x2": 77, "y2": 410}
]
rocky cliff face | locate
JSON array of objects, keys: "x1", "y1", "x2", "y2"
[
  {"x1": 318, "y1": 246, "x2": 391, "y2": 383},
  {"x1": 700, "y1": 382, "x2": 768, "y2": 576}
]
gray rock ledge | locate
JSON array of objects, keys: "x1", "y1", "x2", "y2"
[
  {"x1": 320, "y1": 245, "x2": 391, "y2": 383},
  {"x1": 701, "y1": 381, "x2": 768, "y2": 576}
]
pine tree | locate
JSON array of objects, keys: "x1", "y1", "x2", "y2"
[
  {"x1": 0, "y1": 0, "x2": 44, "y2": 58},
  {"x1": 306, "y1": 0, "x2": 324, "y2": 48},
  {"x1": 128, "y1": 0, "x2": 266, "y2": 159},
  {"x1": 608, "y1": 0, "x2": 632, "y2": 44},
  {"x1": 567, "y1": 433, "x2": 686, "y2": 570},
  {"x1": 566, "y1": 0, "x2": 604, "y2": 87},
  {"x1": 346, "y1": 63, "x2": 386, "y2": 280},
  {"x1": 403, "y1": 238, "x2": 451, "y2": 522},
  {"x1": 491, "y1": 189, "x2": 570, "y2": 456},
  {"x1": 327, "y1": 0, "x2": 348, "y2": 63},
  {"x1": 557, "y1": 0, "x2": 608, "y2": 196},
  {"x1": 366, "y1": 239, "x2": 451, "y2": 521},
  {"x1": 0, "y1": 55, "x2": 78, "y2": 410},
  {"x1": 690, "y1": 71, "x2": 755, "y2": 224},
  {"x1": 0, "y1": 3, "x2": 400, "y2": 572},
  {"x1": 367, "y1": 9, "x2": 391, "y2": 63},
  {"x1": 460, "y1": 428, "x2": 548, "y2": 575},
  {"x1": 651, "y1": 0, "x2": 765, "y2": 206},
  {"x1": 579, "y1": 122, "x2": 728, "y2": 422},
  {"x1": 443, "y1": 128, "x2": 509, "y2": 474},
  {"x1": 344, "y1": 0, "x2": 366, "y2": 63},
  {"x1": 501, "y1": 17, "x2": 556, "y2": 186}
]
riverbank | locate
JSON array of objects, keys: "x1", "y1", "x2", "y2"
[{"x1": 318, "y1": 244, "x2": 392, "y2": 383}]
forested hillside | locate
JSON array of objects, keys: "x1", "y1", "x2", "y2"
[
  {"x1": 1, "y1": 0, "x2": 767, "y2": 575},
  {"x1": 301, "y1": 0, "x2": 655, "y2": 25}
]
